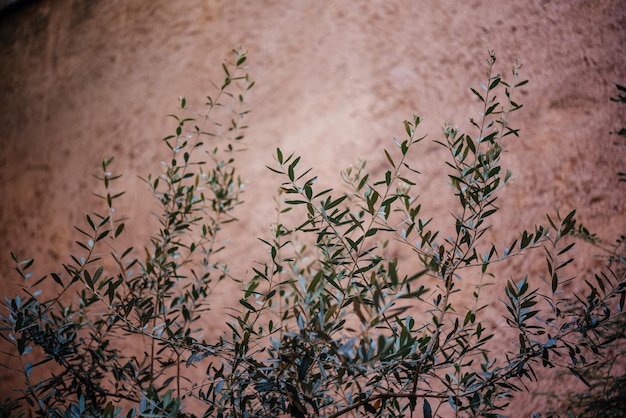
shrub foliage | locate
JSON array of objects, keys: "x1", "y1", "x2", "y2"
[{"x1": 1, "y1": 49, "x2": 624, "y2": 417}]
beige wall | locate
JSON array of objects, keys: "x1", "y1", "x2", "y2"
[{"x1": 1, "y1": 0, "x2": 624, "y2": 414}]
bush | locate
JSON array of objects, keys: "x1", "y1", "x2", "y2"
[
  {"x1": 553, "y1": 83, "x2": 626, "y2": 418},
  {"x1": 1, "y1": 48, "x2": 624, "y2": 417}
]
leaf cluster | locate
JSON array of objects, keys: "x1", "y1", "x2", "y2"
[{"x1": 1, "y1": 50, "x2": 624, "y2": 418}]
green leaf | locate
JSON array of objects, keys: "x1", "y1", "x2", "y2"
[
  {"x1": 422, "y1": 399, "x2": 433, "y2": 418},
  {"x1": 481, "y1": 208, "x2": 497, "y2": 220},
  {"x1": 304, "y1": 184, "x2": 313, "y2": 200},
  {"x1": 76, "y1": 241, "x2": 90, "y2": 251},
  {"x1": 21, "y1": 258, "x2": 34, "y2": 270},
  {"x1": 345, "y1": 237, "x2": 358, "y2": 252},
  {"x1": 466, "y1": 135, "x2": 476, "y2": 154},
  {"x1": 115, "y1": 223, "x2": 125, "y2": 238},
  {"x1": 96, "y1": 230, "x2": 110, "y2": 242},
  {"x1": 489, "y1": 76, "x2": 501, "y2": 90},
  {"x1": 357, "y1": 173, "x2": 369, "y2": 190},
  {"x1": 403, "y1": 120, "x2": 414, "y2": 137},
  {"x1": 384, "y1": 149, "x2": 395, "y2": 168},
  {"x1": 307, "y1": 271, "x2": 323, "y2": 294},
  {"x1": 365, "y1": 228, "x2": 377, "y2": 238},
  {"x1": 520, "y1": 231, "x2": 532, "y2": 249},
  {"x1": 86, "y1": 214, "x2": 96, "y2": 231},
  {"x1": 84, "y1": 270, "x2": 94, "y2": 288},
  {"x1": 325, "y1": 195, "x2": 347, "y2": 210},
  {"x1": 383, "y1": 200, "x2": 391, "y2": 219},
  {"x1": 288, "y1": 164, "x2": 295, "y2": 181},
  {"x1": 287, "y1": 156, "x2": 300, "y2": 182},
  {"x1": 515, "y1": 79, "x2": 529, "y2": 88},
  {"x1": 470, "y1": 87, "x2": 485, "y2": 103},
  {"x1": 103, "y1": 402, "x2": 115, "y2": 418},
  {"x1": 363, "y1": 403, "x2": 377, "y2": 414},
  {"x1": 556, "y1": 258, "x2": 574, "y2": 271},
  {"x1": 366, "y1": 189, "x2": 380, "y2": 214},
  {"x1": 485, "y1": 102, "x2": 499, "y2": 116},
  {"x1": 51, "y1": 273, "x2": 63, "y2": 286},
  {"x1": 542, "y1": 347, "x2": 550, "y2": 367},
  {"x1": 463, "y1": 310, "x2": 474, "y2": 326},
  {"x1": 239, "y1": 299, "x2": 256, "y2": 312},
  {"x1": 569, "y1": 367, "x2": 590, "y2": 387}
]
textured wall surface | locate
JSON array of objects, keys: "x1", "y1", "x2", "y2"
[{"x1": 1, "y1": 0, "x2": 624, "y2": 414}]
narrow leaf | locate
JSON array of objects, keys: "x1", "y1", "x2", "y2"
[{"x1": 384, "y1": 149, "x2": 395, "y2": 168}]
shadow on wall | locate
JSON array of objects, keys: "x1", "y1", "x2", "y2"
[{"x1": 0, "y1": 0, "x2": 37, "y2": 15}]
